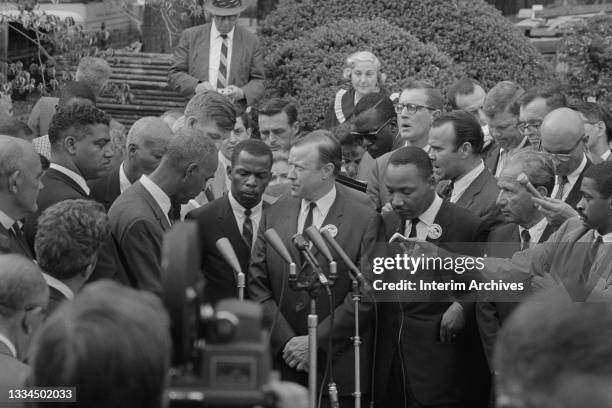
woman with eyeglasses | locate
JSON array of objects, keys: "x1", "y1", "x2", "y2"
[{"x1": 323, "y1": 51, "x2": 387, "y2": 129}]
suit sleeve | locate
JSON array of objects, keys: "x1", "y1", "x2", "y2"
[
  {"x1": 117, "y1": 219, "x2": 164, "y2": 295},
  {"x1": 240, "y1": 36, "x2": 265, "y2": 107},
  {"x1": 168, "y1": 30, "x2": 200, "y2": 97},
  {"x1": 365, "y1": 159, "x2": 382, "y2": 212},
  {"x1": 248, "y1": 212, "x2": 296, "y2": 356},
  {"x1": 27, "y1": 98, "x2": 43, "y2": 137},
  {"x1": 316, "y1": 212, "x2": 383, "y2": 352}
]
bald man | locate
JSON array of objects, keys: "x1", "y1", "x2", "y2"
[
  {"x1": 109, "y1": 126, "x2": 218, "y2": 294},
  {"x1": 532, "y1": 108, "x2": 591, "y2": 234},
  {"x1": 0, "y1": 254, "x2": 48, "y2": 391},
  {"x1": 90, "y1": 117, "x2": 172, "y2": 211},
  {"x1": 0, "y1": 136, "x2": 44, "y2": 258}
]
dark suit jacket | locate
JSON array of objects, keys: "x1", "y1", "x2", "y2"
[
  {"x1": 46, "y1": 285, "x2": 69, "y2": 317},
  {"x1": 186, "y1": 195, "x2": 267, "y2": 306},
  {"x1": 109, "y1": 181, "x2": 172, "y2": 295},
  {"x1": 88, "y1": 166, "x2": 121, "y2": 212},
  {"x1": 323, "y1": 88, "x2": 356, "y2": 130},
  {"x1": 438, "y1": 167, "x2": 505, "y2": 234},
  {"x1": 477, "y1": 222, "x2": 553, "y2": 369},
  {"x1": 23, "y1": 168, "x2": 127, "y2": 283},
  {"x1": 365, "y1": 150, "x2": 391, "y2": 211},
  {"x1": 168, "y1": 23, "x2": 265, "y2": 106},
  {"x1": 482, "y1": 141, "x2": 501, "y2": 174},
  {"x1": 376, "y1": 201, "x2": 489, "y2": 407},
  {"x1": 0, "y1": 341, "x2": 29, "y2": 394},
  {"x1": 0, "y1": 223, "x2": 34, "y2": 259},
  {"x1": 248, "y1": 184, "x2": 383, "y2": 396}
]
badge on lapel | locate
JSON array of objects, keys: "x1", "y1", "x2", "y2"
[
  {"x1": 321, "y1": 224, "x2": 338, "y2": 238},
  {"x1": 427, "y1": 224, "x2": 443, "y2": 240}
]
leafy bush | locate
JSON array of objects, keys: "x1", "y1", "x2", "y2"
[
  {"x1": 260, "y1": 0, "x2": 553, "y2": 91},
  {"x1": 265, "y1": 18, "x2": 461, "y2": 130},
  {"x1": 555, "y1": 15, "x2": 612, "y2": 108}
]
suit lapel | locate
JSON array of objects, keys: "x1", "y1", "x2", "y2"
[
  {"x1": 217, "y1": 196, "x2": 249, "y2": 254},
  {"x1": 228, "y1": 27, "x2": 242, "y2": 85},
  {"x1": 275, "y1": 199, "x2": 302, "y2": 264},
  {"x1": 456, "y1": 169, "x2": 488, "y2": 208},
  {"x1": 135, "y1": 182, "x2": 171, "y2": 231},
  {"x1": 566, "y1": 158, "x2": 592, "y2": 208},
  {"x1": 198, "y1": 24, "x2": 212, "y2": 77},
  {"x1": 47, "y1": 168, "x2": 88, "y2": 197}
]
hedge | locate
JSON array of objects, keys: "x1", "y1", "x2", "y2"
[
  {"x1": 555, "y1": 15, "x2": 612, "y2": 108},
  {"x1": 260, "y1": 0, "x2": 554, "y2": 91},
  {"x1": 264, "y1": 18, "x2": 462, "y2": 131}
]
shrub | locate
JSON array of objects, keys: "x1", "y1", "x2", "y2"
[
  {"x1": 555, "y1": 15, "x2": 612, "y2": 108},
  {"x1": 260, "y1": 0, "x2": 554, "y2": 91},
  {"x1": 264, "y1": 18, "x2": 461, "y2": 131}
]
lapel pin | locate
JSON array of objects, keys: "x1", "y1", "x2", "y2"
[
  {"x1": 427, "y1": 224, "x2": 443, "y2": 240},
  {"x1": 321, "y1": 224, "x2": 338, "y2": 238}
]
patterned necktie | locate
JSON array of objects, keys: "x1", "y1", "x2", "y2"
[
  {"x1": 580, "y1": 235, "x2": 604, "y2": 285},
  {"x1": 520, "y1": 229, "x2": 531, "y2": 251},
  {"x1": 555, "y1": 176, "x2": 568, "y2": 200},
  {"x1": 440, "y1": 180, "x2": 454, "y2": 202},
  {"x1": 217, "y1": 34, "x2": 229, "y2": 89},
  {"x1": 242, "y1": 208, "x2": 253, "y2": 250}
]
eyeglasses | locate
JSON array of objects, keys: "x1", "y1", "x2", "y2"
[
  {"x1": 489, "y1": 121, "x2": 519, "y2": 133},
  {"x1": 350, "y1": 117, "x2": 394, "y2": 141},
  {"x1": 540, "y1": 137, "x2": 583, "y2": 160},
  {"x1": 517, "y1": 120, "x2": 543, "y2": 133},
  {"x1": 394, "y1": 102, "x2": 437, "y2": 115}
]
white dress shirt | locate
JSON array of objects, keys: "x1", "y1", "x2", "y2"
[
  {"x1": 0, "y1": 209, "x2": 15, "y2": 230},
  {"x1": 209, "y1": 21, "x2": 235, "y2": 90},
  {"x1": 228, "y1": 191, "x2": 263, "y2": 249},
  {"x1": 450, "y1": 160, "x2": 485, "y2": 203},
  {"x1": 519, "y1": 217, "x2": 548, "y2": 248},
  {"x1": 550, "y1": 155, "x2": 587, "y2": 202},
  {"x1": 42, "y1": 272, "x2": 74, "y2": 300},
  {"x1": 49, "y1": 163, "x2": 90, "y2": 196},
  {"x1": 0, "y1": 332, "x2": 16, "y2": 358},
  {"x1": 140, "y1": 175, "x2": 172, "y2": 225},
  {"x1": 298, "y1": 185, "x2": 337, "y2": 234},
  {"x1": 404, "y1": 194, "x2": 443, "y2": 240},
  {"x1": 119, "y1": 162, "x2": 132, "y2": 194},
  {"x1": 602, "y1": 150, "x2": 611, "y2": 161}
]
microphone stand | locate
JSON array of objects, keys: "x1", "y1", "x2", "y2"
[{"x1": 237, "y1": 272, "x2": 245, "y2": 301}]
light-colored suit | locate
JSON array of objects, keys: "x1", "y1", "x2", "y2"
[{"x1": 168, "y1": 23, "x2": 265, "y2": 106}]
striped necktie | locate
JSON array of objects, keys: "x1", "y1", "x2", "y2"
[
  {"x1": 217, "y1": 34, "x2": 229, "y2": 89},
  {"x1": 555, "y1": 176, "x2": 568, "y2": 200},
  {"x1": 242, "y1": 208, "x2": 253, "y2": 251}
]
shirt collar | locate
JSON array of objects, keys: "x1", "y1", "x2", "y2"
[
  {"x1": 0, "y1": 209, "x2": 15, "y2": 230},
  {"x1": 139, "y1": 175, "x2": 172, "y2": 221},
  {"x1": 49, "y1": 163, "x2": 90, "y2": 196},
  {"x1": 602, "y1": 150, "x2": 611, "y2": 161},
  {"x1": 593, "y1": 230, "x2": 612, "y2": 244},
  {"x1": 42, "y1": 272, "x2": 74, "y2": 300},
  {"x1": 228, "y1": 190, "x2": 263, "y2": 218},
  {"x1": 211, "y1": 20, "x2": 235, "y2": 41},
  {"x1": 567, "y1": 155, "x2": 588, "y2": 185},
  {"x1": 0, "y1": 332, "x2": 17, "y2": 358},
  {"x1": 519, "y1": 217, "x2": 548, "y2": 244},
  {"x1": 119, "y1": 162, "x2": 132, "y2": 194},
  {"x1": 451, "y1": 160, "x2": 485, "y2": 200},
  {"x1": 418, "y1": 193, "x2": 443, "y2": 226},
  {"x1": 300, "y1": 185, "x2": 337, "y2": 219}
]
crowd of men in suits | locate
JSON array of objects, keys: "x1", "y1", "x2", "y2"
[{"x1": 1, "y1": 0, "x2": 612, "y2": 407}]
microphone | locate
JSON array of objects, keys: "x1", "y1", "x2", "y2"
[
  {"x1": 216, "y1": 238, "x2": 245, "y2": 301},
  {"x1": 320, "y1": 229, "x2": 372, "y2": 292},
  {"x1": 291, "y1": 234, "x2": 329, "y2": 286},
  {"x1": 264, "y1": 229, "x2": 297, "y2": 280},
  {"x1": 304, "y1": 226, "x2": 337, "y2": 282}
]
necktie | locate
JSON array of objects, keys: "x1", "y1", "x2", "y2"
[
  {"x1": 555, "y1": 176, "x2": 568, "y2": 200},
  {"x1": 242, "y1": 208, "x2": 253, "y2": 250},
  {"x1": 167, "y1": 203, "x2": 181, "y2": 225},
  {"x1": 302, "y1": 202, "x2": 316, "y2": 233},
  {"x1": 9, "y1": 222, "x2": 32, "y2": 258},
  {"x1": 520, "y1": 229, "x2": 531, "y2": 251},
  {"x1": 408, "y1": 218, "x2": 419, "y2": 238},
  {"x1": 217, "y1": 34, "x2": 229, "y2": 89},
  {"x1": 440, "y1": 180, "x2": 454, "y2": 202},
  {"x1": 580, "y1": 235, "x2": 604, "y2": 285}
]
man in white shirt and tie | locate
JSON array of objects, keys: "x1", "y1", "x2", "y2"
[{"x1": 168, "y1": 0, "x2": 265, "y2": 108}]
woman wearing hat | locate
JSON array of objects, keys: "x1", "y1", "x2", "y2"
[{"x1": 323, "y1": 51, "x2": 387, "y2": 129}]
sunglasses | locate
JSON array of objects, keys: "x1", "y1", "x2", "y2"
[{"x1": 350, "y1": 117, "x2": 394, "y2": 141}]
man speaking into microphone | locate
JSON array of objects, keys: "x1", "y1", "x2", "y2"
[{"x1": 249, "y1": 130, "x2": 382, "y2": 406}]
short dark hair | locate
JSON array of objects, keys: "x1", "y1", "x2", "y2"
[
  {"x1": 519, "y1": 85, "x2": 567, "y2": 111},
  {"x1": 570, "y1": 101, "x2": 612, "y2": 143},
  {"x1": 583, "y1": 161, "x2": 612, "y2": 199},
  {"x1": 293, "y1": 130, "x2": 342, "y2": 175},
  {"x1": 432, "y1": 110, "x2": 484, "y2": 154},
  {"x1": 48, "y1": 103, "x2": 110, "y2": 146},
  {"x1": 30, "y1": 280, "x2": 171, "y2": 408},
  {"x1": 483, "y1": 81, "x2": 525, "y2": 118},
  {"x1": 400, "y1": 79, "x2": 445, "y2": 110},
  {"x1": 230, "y1": 139, "x2": 272, "y2": 169},
  {"x1": 257, "y1": 97, "x2": 298, "y2": 125},
  {"x1": 184, "y1": 90, "x2": 236, "y2": 132},
  {"x1": 235, "y1": 107, "x2": 251, "y2": 131},
  {"x1": 352, "y1": 92, "x2": 395, "y2": 130},
  {"x1": 447, "y1": 78, "x2": 483, "y2": 109},
  {"x1": 58, "y1": 81, "x2": 96, "y2": 107},
  {"x1": 35, "y1": 199, "x2": 109, "y2": 280},
  {"x1": 0, "y1": 116, "x2": 33, "y2": 139},
  {"x1": 336, "y1": 122, "x2": 362, "y2": 148},
  {"x1": 388, "y1": 146, "x2": 433, "y2": 180}
]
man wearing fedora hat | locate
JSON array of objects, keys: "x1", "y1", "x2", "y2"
[{"x1": 168, "y1": 0, "x2": 265, "y2": 108}]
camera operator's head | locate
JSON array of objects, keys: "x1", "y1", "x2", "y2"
[
  {"x1": 34, "y1": 199, "x2": 110, "y2": 313},
  {"x1": 0, "y1": 254, "x2": 48, "y2": 364},
  {"x1": 30, "y1": 280, "x2": 171, "y2": 408},
  {"x1": 495, "y1": 288, "x2": 612, "y2": 408}
]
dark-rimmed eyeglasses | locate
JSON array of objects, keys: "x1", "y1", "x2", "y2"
[
  {"x1": 350, "y1": 116, "x2": 394, "y2": 141},
  {"x1": 394, "y1": 103, "x2": 437, "y2": 115},
  {"x1": 517, "y1": 120, "x2": 543, "y2": 133}
]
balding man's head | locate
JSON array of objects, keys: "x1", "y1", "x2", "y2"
[
  {"x1": 540, "y1": 108, "x2": 586, "y2": 176},
  {"x1": 125, "y1": 117, "x2": 172, "y2": 178},
  {"x1": 0, "y1": 135, "x2": 44, "y2": 218},
  {"x1": 0, "y1": 254, "x2": 48, "y2": 358}
]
